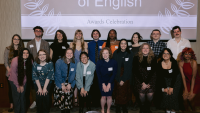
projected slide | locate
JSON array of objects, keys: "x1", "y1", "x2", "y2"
[{"x1": 21, "y1": 0, "x2": 197, "y2": 40}]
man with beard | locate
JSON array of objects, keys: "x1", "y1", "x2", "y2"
[
  {"x1": 27, "y1": 26, "x2": 50, "y2": 109},
  {"x1": 167, "y1": 26, "x2": 191, "y2": 60}
]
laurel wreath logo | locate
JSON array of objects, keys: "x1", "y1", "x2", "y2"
[
  {"x1": 24, "y1": 0, "x2": 61, "y2": 36},
  {"x1": 158, "y1": 0, "x2": 195, "y2": 34}
]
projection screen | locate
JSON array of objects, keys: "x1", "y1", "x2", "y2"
[{"x1": 21, "y1": 0, "x2": 198, "y2": 40}]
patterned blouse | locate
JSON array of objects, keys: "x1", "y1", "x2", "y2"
[{"x1": 32, "y1": 61, "x2": 54, "y2": 86}]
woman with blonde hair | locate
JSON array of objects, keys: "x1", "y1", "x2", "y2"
[
  {"x1": 70, "y1": 29, "x2": 88, "y2": 106},
  {"x1": 132, "y1": 43, "x2": 157, "y2": 113}
]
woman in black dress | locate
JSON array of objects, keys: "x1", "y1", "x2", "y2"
[
  {"x1": 157, "y1": 48, "x2": 181, "y2": 113},
  {"x1": 50, "y1": 30, "x2": 69, "y2": 65},
  {"x1": 129, "y1": 32, "x2": 142, "y2": 57},
  {"x1": 133, "y1": 43, "x2": 157, "y2": 113}
]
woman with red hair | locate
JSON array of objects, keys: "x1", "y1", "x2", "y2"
[{"x1": 179, "y1": 47, "x2": 200, "y2": 111}]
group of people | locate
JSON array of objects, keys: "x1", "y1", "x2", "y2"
[{"x1": 4, "y1": 25, "x2": 200, "y2": 113}]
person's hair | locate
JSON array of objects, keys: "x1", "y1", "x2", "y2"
[
  {"x1": 53, "y1": 30, "x2": 69, "y2": 47},
  {"x1": 63, "y1": 48, "x2": 75, "y2": 64},
  {"x1": 79, "y1": 52, "x2": 89, "y2": 61},
  {"x1": 99, "y1": 47, "x2": 112, "y2": 60},
  {"x1": 72, "y1": 29, "x2": 85, "y2": 52},
  {"x1": 137, "y1": 43, "x2": 155, "y2": 64},
  {"x1": 172, "y1": 26, "x2": 181, "y2": 33},
  {"x1": 35, "y1": 49, "x2": 51, "y2": 64},
  {"x1": 158, "y1": 48, "x2": 175, "y2": 62},
  {"x1": 180, "y1": 47, "x2": 196, "y2": 61},
  {"x1": 91, "y1": 29, "x2": 101, "y2": 38},
  {"x1": 8, "y1": 34, "x2": 24, "y2": 64},
  {"x1": 33, "y1": 26, "x2": 44, "y2": 32},
  {"x1": 105, "y1": 29, "x2": 117, "y2": 48},
  {"x1": 151, "y1": 29, "x2": 161, "y2": 35},
  {"x1": 131, "y1": 32, "x2": 143, "y2": 44},
  {"x1": 117, "y1": 39, "x2": 130, "y2": 54},
  {"x1": 18, "y1": 48, "x2": 33, "y2": 86}
]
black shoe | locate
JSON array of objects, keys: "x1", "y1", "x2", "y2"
[
  {"x1": 87, "y1": 107, "x2": 91, "y2": 111},
  {"x1": 139, "y1": 105, "x2": 145, "y2": 113},
  {"x1": 66, "y1": 109, "x2": 70, "y2": 113},
  {"x1": 122, "y1": 105, "x2": 128, "y2": 113},
  {"x1": 79, "y1": 108, "x2": 84, "y2": 113},
  {"x1": 61, "y1": 110, "x2": 65, "y2": 113},
  {"x1": 8, "y1": 108, "x2": 14, "y2": 112},
  {"x1": 116, "y1": 105, "x2": 121, "y2": 113}
]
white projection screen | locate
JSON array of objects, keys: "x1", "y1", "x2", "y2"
[{"x1": 21, "y1": 0, "x2": 198, "y2": 40}]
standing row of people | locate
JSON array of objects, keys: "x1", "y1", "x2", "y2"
[{"x1": 4, "y1": 25, "x2": 200, "y2": 113}]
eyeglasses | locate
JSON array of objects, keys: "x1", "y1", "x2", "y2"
[
  {"x1": 39, "y1": 54, "x2": 46, "y2": 56},
  {"x1": 13, "y1": 38, "x2": 20, "y2": 41}
]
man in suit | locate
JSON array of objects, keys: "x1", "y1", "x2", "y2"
[{"x1": 27, "y1": 26, "x2": 50, "y2": 109}]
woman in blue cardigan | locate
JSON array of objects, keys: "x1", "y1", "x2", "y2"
[
  {"x1": 76, "y1": 52, "x2": 96, "y2": 113},
  {"x1": 54, "y1": 48, "x2": 77, "y2": 113}
]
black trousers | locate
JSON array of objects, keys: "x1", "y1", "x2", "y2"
[
  {"x1": 7, "y1": 77, "x2": 13, "y2": 103},
  {"x1": 78, "y1": 90, "x2": 91, "y2": 108},
  {"x1": 34, "y1": 83, "x2": 52, "y2": 113},
  {"x1": 10, "y1": 81, "x2": 27, "y2": 113}
]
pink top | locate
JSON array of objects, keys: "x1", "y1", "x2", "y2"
[{"x1": 8, "y1": 57, "x2": 27, "y2": 88}]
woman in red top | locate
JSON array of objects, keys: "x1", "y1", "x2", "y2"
[{"x1": 179, "y1": 47, "x2": 200, "y2": 111}]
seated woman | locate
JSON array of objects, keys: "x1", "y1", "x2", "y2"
[
  {"x1": 179, "y1": 47, "x2": 200, "y2": 111},
  {"x1": 76, "y1": 52, "x2": 96, "y2": 113},
  {"x1": 132, "y1": 43, "x2": 157, "y2": 113},
  {"x1": 8, "y1": 48, "x2": 32, "y2": 113},
  {"x1": 157, "y1": 48, "x2": 182, "y2": 113},
  {"x1": 32, "y1": 49, "x2": 54, "y2": 113},
  {"x1": 96, "y1": 47, "x2": 118, "y2": 113},
  {"x1": 54, "y1": 48, "x2": 77, "y2": 113}
]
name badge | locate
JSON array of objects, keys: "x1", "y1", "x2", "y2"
[
  {"x1": 108, "y1": 67, "x2": 113, "y2": 71},
  {"x1": 87, "y1": 71, "x2": 91, "y2": 74},
  {"x1": 125, "y1": 58, "x2": 129, "y2": 61},
  {"x1": 129, "y1": 48, "x2": 132, "y2": 50},
  {"x1": 37, "y1": 66, "x2": 42, "y2": 70},
  {"x1": 151, "y1": 47, "x2": 152, "y2": 49},
  {"x1": 71, "y1": 68, "x2": 74, "y2": 71},
  {"x1": 30, "y1": 45, "x2": 34, "y2": 48},
  {"x1": 115, "y1": 46, "x2": 118, "y2": 49},
  {"x1": 62, "y1": 46, "x2": 66, "y2": 49},
  {"x1": 169, "y1": 69, "x2": 173, "y2": 73},
  {"x1": 99, "y1": 46, "x2": 102, "y2": 49},
  {"x1": 147, "y1": 67, "x2": 151, "y2": 70}
]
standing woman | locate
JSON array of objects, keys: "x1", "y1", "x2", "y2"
[
  {"x1": 157, "y1": 48, "x2": 181, "y2": 113},
  {"x1": 179, "y1": 47, "x2": 200, "y2": 111},
  {"x1": 76, "y1": 52, "x2": 96, "y2": 113},
  {"x1": 102, "y1": 29, "x2": 120, "y2": 54},
  {"x1": 54, "y1": 48, "x2": 77, "y2": 113},
  {"x1": 4, "y1": 34, "x2": 24, "y2": 112},
  {"x1": 32, "y1": 49, "x2": 54, "y2": 113},
  {"x1": 50, "y1": 30, "x2": 69, "y2": 65},
  {"x1": 129, "y1": 32, "x2": 142, "y2": 56},
  {"x1": 70, "y1": 29, "x2": 88, "y2": 105},
  {"x1": 8, "y1": 48, "x2": 32, "y2": 113},
  {"x1": 96, "y1": 47, "x2": 118, "y2": 113},
  {"x1": 132, "y1": 43, "x2": 157, "y2": 113},
  {"x1": 113, "y1": 39, "x2": 133, "y2": 113}
]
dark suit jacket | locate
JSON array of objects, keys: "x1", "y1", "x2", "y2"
[{"x1": 27, "y1": 38, "x2": 50, "y2": 59}]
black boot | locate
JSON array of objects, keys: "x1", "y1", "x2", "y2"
[
  {"x1": 66, "y1": 109, "x2": 70, "y2": 113},
  {"x1": 145, "y1": 101, "x2": 152, "y2": 113},
  {"x1": 79, "y1": 107, "x2": 84, "y2": 113},
  {"x1": 61, "y1": 110, "x2": 65, "y2": 113},
  {"x1": 116, "y1": 105, "x2": 121, "y2": 113},
  {"x1": 122, "y1": 105, "x2": 128, "y2": 113},
  {"x1": 139, "y1": 105, "x2": 145, "y2": 113}
]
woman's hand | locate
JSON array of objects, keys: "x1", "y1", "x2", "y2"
[
  {"x1": 164, "y1": 88, "x2": 169, "y2": 95},
  {"x1": 141, "y1": 82, "x2": 148, "y2": 90},
  {"x1": 102, "y1": 83, "x2": 107, "y2": 92},
  {"x1": 120, "y1": 81, "x2": 124, "y2": 86},
  {"x1": 106, "y1": 83, "x2": 111, "y2": 92},
  {"x1": 17, "y1": 87, "x2": 21, "y2": 93},
  {"x1": 37, "y1": 88, "x2": 43, "y2": 96},
  {"x1": 84, "y1": 91, "x2": 88, "y2": 97},
  {"x1": 188, "y1": 91, "x2": 195, "y2": 101},
  {"x1": 168, "y1": 88, "x2": 173, "y2": 95},
  {"x1": 183, "y1": 90, "x2": 189, "y2": 100},
  {"x1": 66, "y1": 84, "x2": 71, "y2": 91},
  {"x1": 19, "y1": 86, "x2": 24, "y2": 93},
  {"x1": 42, "y1": 88, "x2": 48, "y2": 96},
  {"x1": 80, "y1": 88, "x2": 85, "y2": 97},
  {"x1": 62, "y1": 84, "x2": 66, "y2": 92}
]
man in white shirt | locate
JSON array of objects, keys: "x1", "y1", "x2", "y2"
[
  {"x1": 167, "y1": 26, "x2": 191, "y2": 59},
  {"x1": 26, "y1": 26, "x2": 50, "y2": 109}
]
